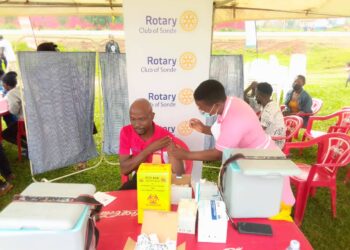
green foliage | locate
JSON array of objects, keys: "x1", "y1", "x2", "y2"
[{"x1": 13, "y1": 42, "x2": 32, "y2": 52}]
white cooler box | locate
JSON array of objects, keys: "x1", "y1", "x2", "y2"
[
  {"x1": 222, "y1": 148, "x2": 300, "y2": 218},
  {"x1": 0, "y1": 182, "x2": 96, "y2": 250}
]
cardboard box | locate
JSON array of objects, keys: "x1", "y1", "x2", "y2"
[
  {"x1": 197, "y1": 200, "x2": 228, "y2": 243},
  {"x1": 222, "y1": 148, "x2": 301, "y2": 218},
  {"x1": 137, "y1": 163, "x2": 171, "y2": 223},
  {"x1": 193, "y1": 179, "x2": 220, "y2": 201},
  {"x1": 123, "y1": 210, "x2": 186, "y2": 250},
  {"x1": 171, "y1": 174, "x2": 192, "y2": 204},
  {"x1": 177, "y1": 199, "x2": 197, "y2": 234},
  {"x1": 0, "y1": 183, "x2": 96, "y2": 250}
]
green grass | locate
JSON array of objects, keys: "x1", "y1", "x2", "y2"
[{"x1": 1, "y1": 42, "x2": 350, "y2": 250}]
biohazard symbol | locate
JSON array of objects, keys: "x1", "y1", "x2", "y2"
[{"x1": 147, "y1": 194, "x2": 159, "y2": 205}]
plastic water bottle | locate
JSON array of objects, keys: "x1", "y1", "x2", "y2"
[{"x1": 286, "y1": 240, "x2": 300, "y2": 250}]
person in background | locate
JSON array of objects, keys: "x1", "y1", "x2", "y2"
[
  {"x1": 37, "y1": 42, "x2": 59, "y2": 52},
  {"x1": 244, "y1": 81, "x2": 261, "y2": 114},
  {"x1": 119, "y1": 98, "x2": 184, "y2": 190},
  {"x1": 1, "y1": 71, "x2": 27, "y2": 153},
  {"x1": 105, "y1": 35, "x2": 120, "y2": 54},
  {"x1": 0, "y1": 68, "x2": 5, "y2": 94},
  {"x1": 0, "y1": 175, "x2": 13, "y2": 196},
  {"x1": 0, "y1": 35, "x2": 16, "y2": 71},
  {"x1": 283, "y1": 75, "x2": 312, "y2": 127},
  {"x1": 244, "y1": 82, "x2": 286, "y2": 149},
  {"x1": 0, "y1": 144, "x2": 15, "y2": 195}
]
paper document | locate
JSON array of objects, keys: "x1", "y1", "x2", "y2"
[{"x1": 93, "y1": 192, "x2": 116, "y2": 207}]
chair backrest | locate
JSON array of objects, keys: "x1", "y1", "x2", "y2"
[
  {"x1": 284, "y1": 115, "x2": 304, "y2": 142},
  {"x1": 310, "y1": 98, "x2": 323, "y2": 115},
  {"x1": 284, "y1": 133, "x2": 350, "y2": 178},
  {"x1": 317, "y1": 133, "x2": 350, "y2": 176},
  {"x1": 328, "y1": 110, "x2": 350, "y2": 133},
  {"x1": 120, "y1": 137, "x2": 193, "y2": 184}
]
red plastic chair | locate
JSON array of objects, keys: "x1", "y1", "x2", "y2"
[
  {"x1": 121, "y1": 137, "x2": 193, "y2": 184},
  {"x1": 284, "y1": 133, "x2": 350, "y2": 226},
  {"x1": 302, "y1": 109, "x2": 350, "y2": 142},
  {"x1": 272, "y1": 115, "x2": 303, "y2": 149},
  {"x1": 17, "y1": 119, "x2": 26, "y2": 161}
]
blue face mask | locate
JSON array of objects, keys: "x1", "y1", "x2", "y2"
[{"x1": 200, "y1": 104, "x2": 217, "y2": 118}]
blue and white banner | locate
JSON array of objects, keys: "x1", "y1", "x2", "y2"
[{"x1": 124, "y1": 0, "x2": 213, "y2": 151}]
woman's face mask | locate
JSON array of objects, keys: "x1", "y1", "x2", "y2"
[{"x1": 200, "y1": 104, "x2": 217, "y2": 118}]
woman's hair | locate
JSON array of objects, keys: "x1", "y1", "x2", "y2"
[
  {"x1": 297, "y1": 75, "x2": 306, "y2": 85},
  {"x1": 194, "y1": 79, "x2": 226, "y2": 105},
  {"x1": 2, "y1": 71, "x2": 17, "y2": 88},
  {"x1": 256, "y1": 82, "x2": 273, "y2": 96},
  {"x1": 37, "y1": 42, "x2": 58, "y2": 52}
]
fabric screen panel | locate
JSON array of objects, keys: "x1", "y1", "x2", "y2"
[
  {"x1": 99, "y1": 53, "x2": 129, "y2": 154},
  {"x1": 18, "y1": 52, "x2": 98, "y2": 174},
  {"x1": 204, "y1": 55, "x2": 244, "y2": 150}
]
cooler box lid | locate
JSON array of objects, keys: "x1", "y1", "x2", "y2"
[
  {"x1": 0, "y1": 183, "x2": 96, "y2": 231},
  {"x1": 224, "y1": 148, "x2": 301, "y2": 176}
]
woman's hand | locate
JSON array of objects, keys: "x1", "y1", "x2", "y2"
[
  {"x1": 167, "y1": 141, "x2": 188, "y2": 160},
  {"x1": 189, "y1": 118, "x2": 205, "y2": 133}
]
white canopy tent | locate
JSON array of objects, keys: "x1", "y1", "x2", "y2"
[{"x1": 0, "y1": 0, "x2": 349, "y2": 21}]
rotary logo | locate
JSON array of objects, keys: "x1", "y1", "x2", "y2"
[
  {"x1": 180, "y1": 11, "x2": 198, "y2": 32},
  {"x1": 178, "y1": 88, "x2": 194, "y2": 105},
  {"x1": 177, "y1": 120, "x2": 193, "y2": 136},
  {"x1": 179, "y1": 52, "x2": 196, "y2": 70}
]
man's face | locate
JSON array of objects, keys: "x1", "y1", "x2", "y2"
[
  {"x1": 2, "y1": 82, "x2": 10, "y2": 91},
  {"x1": 292, "y1": 77, "x2": 303, "y2": 91},
  {"x1": 130, "y1": 109, "x2": 154, "y2": 135},
  {"x1": 255, "y1": 90, "x2": 263, "y2": 104}
]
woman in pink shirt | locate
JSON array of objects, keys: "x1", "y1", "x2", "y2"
[
  {"x1": 170, "y1": 79, "x2": 276, "y2": 162},
  {"x1": 169, "y1": 79, "x2": 295, "y2": 206}
]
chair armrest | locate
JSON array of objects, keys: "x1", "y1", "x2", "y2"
[
  {"x1": 313, "y1": 162, "x2": 350, "y2": 168},
  {"x1": 283, "y1": 140, "x2": 317, "y2": 155},
  {"x1": 328, "y1": 125, "x2": 350, "y2": 133}
]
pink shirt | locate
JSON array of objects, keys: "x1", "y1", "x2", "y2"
[
  {"x1": 215, "y1": 97, "x2": 294, "y2": 205},
  {"x1": 215, "y1": 97, "x2": 276, "y2": 151},
  {"x1": 119, "y1": 123, "x2": 174, "y2": 163}
]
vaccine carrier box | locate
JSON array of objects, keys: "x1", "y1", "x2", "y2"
[
  {"x1": 0, "y1": 182, "x2": 96, "y2": 250},
  {"x1": 222, "y1": 148, "x2": 300, "y2": 218}
]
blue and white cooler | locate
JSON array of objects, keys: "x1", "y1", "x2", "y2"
[
  {"x1": 222, "y1": 148, "x2": 301, "y2": 218},
  {"x1": 0, "y1": 182, "x2": 97, "y2": 250}
]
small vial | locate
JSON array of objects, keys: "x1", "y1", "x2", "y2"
[{"x1": 287, "y1": 240, "x2": 300, "y2": 250}]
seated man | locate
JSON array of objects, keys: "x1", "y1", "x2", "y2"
[
  {"x1": 119, "y1": 98, "x2": 184, "y2": 190},
  {"x1": 1, "y1": 71, "x2": 27, "y2": 151},
  {"x1": 283, "y1": 75, "x2": 312, "y2": 127},
  {"x1": 244, "y1": 82, "x2": 286, "y2": 149}
]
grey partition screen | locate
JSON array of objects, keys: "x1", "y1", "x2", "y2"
[
  {"x1": 99, "y1": 53, "x2": 129, "y2": 154},
  {"x1": 204, "y1": 55, "x2": 244, "y2": 150},
  {"x1": 18, "y1": 52, "x2": 98, "y2": 174}
]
